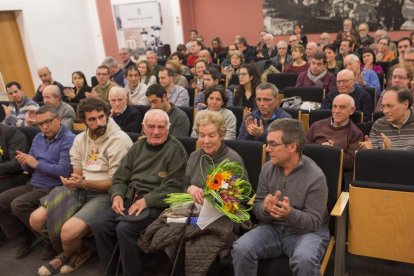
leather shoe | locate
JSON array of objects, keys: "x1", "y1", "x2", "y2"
[
  {"x1": 40, "y1": 241, "x2": 58, "y2": 261},
  {"x1": 15, "y1": 233, "x2": 35, "y2": 259}
]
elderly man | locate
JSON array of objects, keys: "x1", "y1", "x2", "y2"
[
  {"x1": 32, "y1": 67, "x2": 64, "y2": 102},
  {"x1": 356, "y1": 23, "x2": 374, "y2": 53},
  {"x1": 318, "y1": 32, "x2": 332, "y2": 51},
  {"x1": 238, "y1": 83, "x2": 292, "y2": 142},
  {"x1": 42, "y1": 85, "x2": 76, "y2": 129},
  {"x1": 146, "y1": 51, "x2": 162, "y2": 78},
  {"x1": 146, "y1": 84, "x2": 190, "y2": 137},
  {"x1": 389, "y1": 37, "x2": 412, "y2": 68},
  {"x1": 118, "y1": 48, "x2": 135, "y2": 70},
  {"x1": 360, "y1": 87, "x2": 414, "y2": 150},
  {"x1": 335, "y1": 18, "x2": 357, "y2": 46},
  {"x1": 295, "y1": 51, "x2": 337, "y2": 94},
  {"x1": 91, "y1": 65, "x2": 118, "y2": 103},
  {"x1": 195, "y1": 68, "x2": 234, "y2": 110},
  {"x1": 307, "y1": 94, "x2": 363, "y2": 186},
  {"x1": 343, "y1": 54, "x2": 381, "y2": 96},
  {"x1": 261, "y1": 33, "x2": 278, "y2": 58},
  {"x1": 31, "y1": 97, "x2": 132, "y2": 275},
  {"x1": 91, "y1": 109, "x2": 188, "y2": 276},
  {"x1": 108, "y1": 86, "x2": 142, "y2": 133},
  {"x1": 0, "y1": 105, "x2": 75, "y2": 259},
  {"x1": 305, "y1": 42, "x2": 318, "y2": 62},
  {"x1": 232, "y1": 118, "x2": 330, "y2": 276},
  {"x1": 322, "y1": 69, "x2": 372, "y2": 122},
  {"x1": 101, "y1": 56, "x2": 125, "y2": 87},
  {"x1": 3, "y1": 81, "x2": 39, "y2": 127},
  {"x1": 124, "y1": 66, "x2": 148, "y2": 105},
  {"x1": 158, "y1": 67, "x2": 189, "y2": 107},
  {"x1": 0, "y1": 121, "x2": 29, "y2": 193},
  {"x1": 370, "y1": 29, "x2": 397, "y2": 55}
]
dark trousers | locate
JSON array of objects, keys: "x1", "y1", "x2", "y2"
[
  {"x1": 0, "y1": 182, "x2": 52, "y2": 238},
  {"x1": 0, "y1": 174, "x2": 29, "y2": 194},
  {"x1": 91, "y1": 205, "x2": 162, "y2": 276}
]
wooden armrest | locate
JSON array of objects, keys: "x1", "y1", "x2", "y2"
[{"x1": 330, "y1": 192, "x2": 349, "y2": 217}]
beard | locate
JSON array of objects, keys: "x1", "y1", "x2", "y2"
[{"x1": 92, "y1": 125, "x2": 107, "y2": 137}]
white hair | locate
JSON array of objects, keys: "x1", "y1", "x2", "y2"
[
  {"x1": 108, "y1": 86, "x2": 126, "y2": 99},
  {"x1": 143, "y1": 109, "x2": 170, "y2": 129}
]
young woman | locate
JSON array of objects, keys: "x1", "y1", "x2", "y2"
[
  {"x1": 63, "y1": 71, "x2": 91, "y2": 103},
  {"x1": 361, "y1": 48, "x2": 384, "y2": 74},
  {"x1": 323, "y1": 44, "x2": 341, "y2": 75},
  {"x1": 284, "y1": 44, "x2": 309, "y2": 74},
  {"x1": 190, "y1": 59, "x2": 208, "y2": 90},
  {"x1": 233, "y1": 63, "x2": 260, "y2": 111},
  {"x1": 137, "y1": 60, "x2": 157, "y2": 86},
  {"x1": 293, "y1": 24, "x2": 308, "y2": 46}
]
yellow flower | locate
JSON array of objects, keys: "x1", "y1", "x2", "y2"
[
  {"x1": 0, "y1": 147, "x2": 3, "y2": 156},
  {"x1": 221, "y1": 171, "x2": 232, "y2": 181}
]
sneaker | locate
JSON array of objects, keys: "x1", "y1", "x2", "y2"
[
  {"x1": 15, "y1": 232, "x2": 36, "y2": 259},
  {"x1": 59, "y1": 249, "x2": 94, "y2": 274},
  {"x1": 40, "y1": 241, "x2": 58, "y2": 261}
]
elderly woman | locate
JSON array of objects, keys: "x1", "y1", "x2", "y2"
[
  {"x1": 285, "y1": 44, "x2": 309, "y2": 74},
  {"x1": 272, "y1": 40, "x2": 293, "y2": 73},
  {"x1": 375, "y1": 64, "x2": 413, "y2": 111},
  {"x1": 375, "y1": 37, "x2": 395, "y2": 62},
  {"x1": 186, "y1": 110, "x2": 246, "y2": 204},
  {"x1": 222, "y1": 50, "x2": 244, "y2": 85},
  {"x1": 192, "y1": 85, "x2": 237, "y2": 140}
]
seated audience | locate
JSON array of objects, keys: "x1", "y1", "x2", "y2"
[
  {"x1": 137, "y1": 60, "x2": 157, "y2": 86},
  {"x1": 336, "y1": 39, "x2": 355, "y2": 64},
  {"x1": 223, "y1": 50, "x2": 244, "y2": 86},
  {"x1": 124, "y1": 66, "x2": 148, "y2": 105},
  {"x1": 118, "y1": 48, "x2": 135, "y2": 70},
  {"x1": 187, "y1": 40, "x2": 203, "y2": 67},
  {"x1": 376, "y1": 64, "x2": 413, "y2": 111},
  {"x1": 305, "y1": 41, "x2": 318, "y2": 62},
  {"x1": 307, "y1": 94, "x2": 363, "y2": 186},
  {"x1": 33, "y1": 67, "x2": 65, "y2": 102},
  {"x1": 3, "y1": 81, "x2": 39, "y2": 127},
  {"x1": 90, "y1": 65, "x2": 118, "y2": 103},
  {"x1": 344, "y1": 54, "x2": 381, "y2": 96},
  {"x1": 158, "y1": 67, "x2": 190, "y2": 107},
  {"x1": 260, "y1": 33, "x2": 278, "y2": 58},
  {"x1": 101, "y1": 56, "x2": 125, "y2": 87},
  {"x1": 233, "y1": 64, "x2": 260, "y2": 111},
  {"x1": 335, "y1": 18, "x2": 357, "y2": 47},
  {"x1": 146, "y1": 83, "x2": 190, "y2": 136},
  {"x1": 323, "y1": 44, "x2": 341, "y2": 75},
  {"x1": 209, "y1": 36, "x2": 227, "y2": 63},
  {"x1": 318, "y1": 32, "x2": 332, "y2": 51},
  {"x1": 220, "y1": 44, "x2": 238, "y2": 69},
  {"x1": 271, "y1": 40, "x2": 293, "y2": 73},
  {"x1": 285, "y1": 44, "x2": 309, "y2": 74},
  {"x1": 370, "y1": 29, "x2": 397, "y2": 55},
  {"x1": 356, "y1": 23, "x2": 374, "y2": 54},
  {"x1": 31, "y1": 97, "x2": 132, "y2": 275},
  {"x1": 195, "y1": 68, "x2": 233, "y2": 110},
  {"x1": 375, "y1": 36, "x2": 395, "y2": 62},
  {"x1": 109, "y1": 86, "x2": 142, "y2": 133},
  {"x1": 321, "y1": 69, "x2": 372, "y2": 122},
  {"x1": 360, "y1": 87, "x2": 414, "y2": 150},
  {"x1": 389, "y1": 37, "x2": 412, "y2": 68},
  {"x1": 232, "y1": 118, "x2": 329, "y2": 276},
  {"x1": 235, "y1": 36, "x2": 256, "y2": 60},
  {"x1": 361, "y1": 48, "x2": 384, "y2": 74},
  {"x1": 0, "y1": 121, "x2": 29, "y2": 193},
  {"x1": 146, "y1": 51, "x2": 162, "y2": 78},
  {"x1": 293, "y1": 23, "x2": 308, "y2": 46},
  {"x1": 295, "y1": 51, "x2": 337, "y2": 94},
  {"x1": 238, "y1": 83, "x2": 292, "y2": 142},
  {"x1": 190, "y1": 59, "x2": 208, "y2": 90},
  {"x1": 255, "y1": 30, "x2": 267, "y2": 55},
  {"x1": 90, "y1": 109, "x2": 187, "y2": 276},
  {"x1": 42, "y1": 85, "x2": 76, "y2": 129},
  {"x1": 169, "y1": 51, "x2": 191, "y2": 75},
  {"x1": 0, "y1": 105, "x2": 75, "y2": 260},
  {"x1": 63, "y1": 71, "x2": 91, "y2": 103},
  {"x1": 192, "y1": 85, "x2": 236, "y2": 140},
  {"x1": 165, "y1": 60, "x2": 189, "y2": 88}
]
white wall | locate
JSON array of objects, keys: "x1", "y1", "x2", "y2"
[{"x1": 0, "y1": 0, "x2": 104, "y2": 89}]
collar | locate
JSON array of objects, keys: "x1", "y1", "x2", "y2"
[
  {"x1": 391, "y1": 110, "x2": 411, "y2": 128},
  {"x1": 330, "y1": 116, "x2": 350, "y2": 128},
  {"x1": 42, "y1": 125, "x2": 64, "y2": 142}
]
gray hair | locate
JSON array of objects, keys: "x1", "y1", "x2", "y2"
[
  {"x1": 108, "y1": 86, "x2": 126, "y2": 99},
  {"x1": 277, "y1": 40, "x2": 288, "y2": 48},
  {"x1": 267, "y1": 119, "x2": 306, "y2": 153},
  {"x1": 101, "y1": 56, "x2": 118, "y2": 68},
  {"x1": 344, "y1": 54, "x2": 361, "y2": 64},
  {"x1": 44, "y1": 85, "x2": 61, "y2": 99},
  {"x1": 256, "y1": 82, "x2": 279, "y2": 98},
  {"x1": 36, "y1": 104, "x2": 59, "y2": 117},
  {"x1": 194, "y1": 110, "x2": 226, "y2": 138},
  {"x1": 143, "y1": 109, "x2": 170, "y2": 129},
  {"x1": 333, "y1": 94, "x2": 355, "y2": 108}
]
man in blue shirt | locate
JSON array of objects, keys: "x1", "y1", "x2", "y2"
[
  {"x1": 0, "y1": 104, "x2": 75, "y2": 259},
  {"x1": 238, "y1": 83, "x2": 292, "y2": 142}
]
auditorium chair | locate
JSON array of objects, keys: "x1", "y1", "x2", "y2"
[
  {"x1": 227, "y1": 106, "x2": 244, "y2": 137},
  {"x1": 283, "y1": 87, "x2": 325, "y2": 103},
  {"x1": 348, "y1": 149, "x2": 414, "y2": 264},
  {"x1": 308, "y1": 109, "x2": 363, "y2": 127},
  {"x1": 176, "y1": 136, "x2": 198, "y2": 156},
  {"x1": 266, "y1": 73, "x2": 298, "y2": 91}
]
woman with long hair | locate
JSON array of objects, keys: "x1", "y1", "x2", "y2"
[{"x1": 233, "y1": 63, "x2": 260, "y2": 111}]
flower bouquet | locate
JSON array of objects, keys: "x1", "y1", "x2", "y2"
[{"x1": 165, "y1": 158, "x2": 253, "y2": 223}]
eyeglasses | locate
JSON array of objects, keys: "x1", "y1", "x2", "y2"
[
  {"x1": 404, "y1": 59, "x2": 414, "y2": 64},
  {"x1": 336, "y1": 78, "x2": 351, "y2": 84},
  {"x1": 392, "y1": 75, "x2": 408, "y2": 80},
  {"x1": 256, "y1": 97, "x2": 274, "y2": 103},
  {"x1": 237, "y1": 72, "x2": 248, "y2": 77},
  {"x1": 381, "y1": 104, "x2": 396, "y2": 111},
  {"x1": 266, "y1": 142, "x2": 286, "y2": 151},
  {"x1": 36, "y1": 115, "x2": 57, "y2": 128}
]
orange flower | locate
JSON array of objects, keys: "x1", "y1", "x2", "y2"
[{"x1": 206, "y1": 173, "x2": 223, "y2": 191}]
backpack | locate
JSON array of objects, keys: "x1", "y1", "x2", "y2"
[{"x1": 280, "y1": 96, "x2": 302, "y2": 109}]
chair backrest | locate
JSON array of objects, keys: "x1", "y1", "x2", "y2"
[
  {"x1": 362, "y1": 87, "x2": 376, "y2": 113},
  {"x1": 227, "y1": 106, "x2": 244, "y2": 137},
  {"x1": 352, "y1": 149, "x2": 414, "y2": 192},
  {"x1": 302, "y1": 144, "x2": 343, "y2": 218},
  {"x1": 19, "y1": 126, "x2": 41, "y2": 149},
  {"x1": 227, "y1": 73, "x2": 239, "y2": 87},
  {"x1": 372, "y1": 111, "x2": 384, "y2": 122},
  {"x1": 281, "y1": 108, "x2": 301, "y2": 119},
  {"x1": 187, "y1": 87, "x2": 196, "y2": 107},
  {"x1": 377, "y1": 61, "x2": 389, "y2": 76},
  {"x1": 267, "y1": 73, "x2": 298, "y2": 91},
  {"x1": 131, "y1": 105, "x2": 151, "y2": 118},
  {"x1": 176, "y1": 136, "x2": 198, "y2": 156},
  {"x1": 283, "y1": 87, "x2": 325, "y2": 103},
  {"x1": 176, "y1": 106, "x2": 195, "y2": 135},
  {"x1": 377, "y1": 72, "x2": 385, "y2": 90},
  {"x1": 309, "y1": 109, "x2": 363, "y2": 126},
  {"x1": 223, "y1": 140, "x2": 266, "y2": 191}
]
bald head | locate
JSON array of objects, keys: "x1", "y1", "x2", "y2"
[
  {"x1": 336, "y1": 69, "x2": 355, "y2": 94},
  {"x1": 332, "y1": 94, "x2": 356, "y2": 126},
  {"x1": 37, "y1": 66, "x2": 53, "y2": 84},
  {"x1": 42, "y1": 85, "x2": 61, "y2": 107},
  {"x1": 333, "y1": 94, "x2": 355, "y2": 108}
]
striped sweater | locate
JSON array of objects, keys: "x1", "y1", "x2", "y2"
[{"x1": 370, "y1": 110, "x2": 414, "y2": 150}]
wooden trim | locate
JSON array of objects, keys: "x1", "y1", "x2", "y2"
[
  {"x1": 320, "y1": 237, "x2": 335, "y2": 275},
  {"x1": 331, "y1": 192, "x2": 349, "y2": 217}
]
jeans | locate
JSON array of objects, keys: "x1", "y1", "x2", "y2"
[{"x1": 232, "y1": 223, "x2": 330, "y2": 276}]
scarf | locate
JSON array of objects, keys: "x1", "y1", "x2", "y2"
[{"x1": 307, "y1": 69, "x2": 328, "y2": 87}]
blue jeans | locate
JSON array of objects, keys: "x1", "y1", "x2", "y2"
[{"x1": 232, "y1": 223, "x2": 330, "y2": 276}]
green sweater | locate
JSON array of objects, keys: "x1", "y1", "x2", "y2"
[{"x1": 109, "y1": 135, "x2": 188, "y2": 208}]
